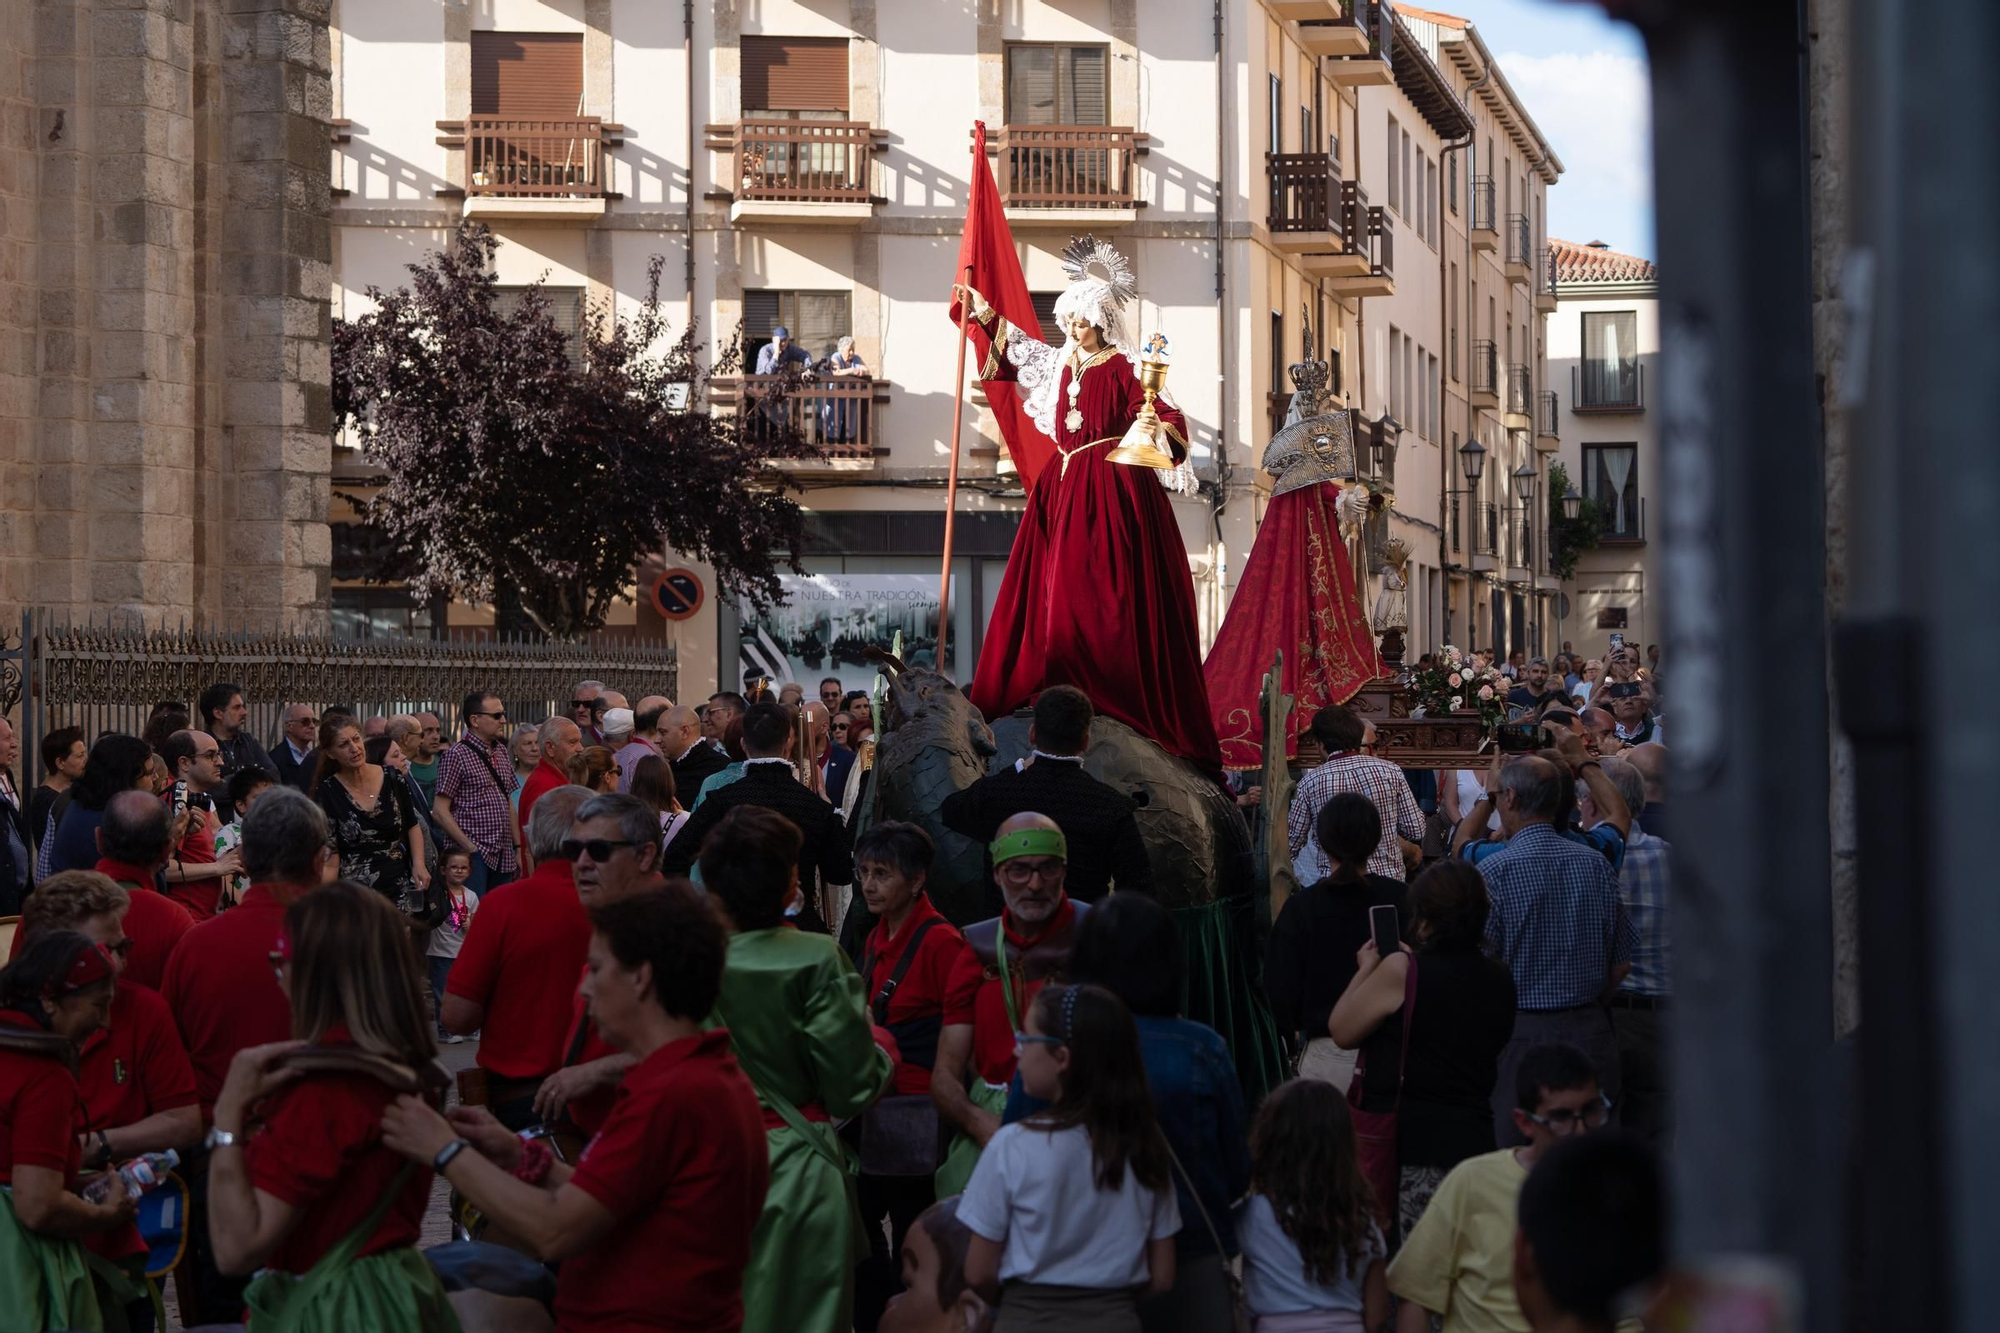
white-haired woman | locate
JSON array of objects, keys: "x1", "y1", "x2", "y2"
[
  {"x1": 950, "y1": 237, "x2": 1221, "y2": 774},
  {"x1": 823, "y1": 335, "x2": 870, "y2": 444}
]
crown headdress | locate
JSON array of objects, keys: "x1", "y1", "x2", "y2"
[{"x1": 1060, "y1": 235, "x2": 1138, "y2": 305}]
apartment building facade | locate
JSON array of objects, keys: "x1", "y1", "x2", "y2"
[
  {"x1": 328, "y1": 0, "x2": 1561, "y2": 693},
  {"x1": 1545, "y1": 238, "x2": 1659, "y2": 657}
]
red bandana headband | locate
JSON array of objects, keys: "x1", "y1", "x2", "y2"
[{"x1": 46, "y1": 941, "x2": 114, "y2": 1000}]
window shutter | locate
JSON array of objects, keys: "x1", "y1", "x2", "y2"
[
  {"x1": 494, "y1": 286, "x2": 585, "y2": 362},
  {"x1": 742, "y1": 37, "x2": 850, "y2": 113},
  {"x1": 1029, "y1": 291, "x2": 1062, "y2": 344},
  {"x1": 793, "y1": 292, "x2": 852, "y2": 361},
  {"x1": 1007, "y1": 46, "x2": 1058, "y2": 124},
  {"x1": 1062, "y1": 46, "x2": 1107, "y2": 124},
  {"x1": 471, "y1": 32, "x2": 585, "y2": 117}
]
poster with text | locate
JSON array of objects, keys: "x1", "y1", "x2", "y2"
[{"x1": 738, "y1": 574, "x2": 952, "y2": 698}]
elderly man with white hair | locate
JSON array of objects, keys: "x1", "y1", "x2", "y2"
[{"x1": 519, "y1": 715, "x2": 583, "y2": 835}]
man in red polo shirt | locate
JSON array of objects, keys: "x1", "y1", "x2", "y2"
[
  {"x1": 161, "y1": 785, "x2": 330, "y2": 1328},
  {"x1": 445, "y1": 782, "x2": 595, "y2": 1131},
  {"x1": 91, "y1": 790, "x2": 196, "y2": 991},
  {"x1": 535, "y1": 791, "x2": 675, "y2": 1138},
  {"x1": 517, "y1": 716, "x2": 583, "y2": 836},
  {"x1": 156, "y1": 729, "x2": 240, "y2": 920},
  {"x1": 932, "y1": 813, "x2": 1089, "y2": 1196}
]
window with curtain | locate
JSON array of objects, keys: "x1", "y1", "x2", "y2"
[
  {"x1": 1426, "y1": 160, "x2": 1438, "y2": 245},
  {"x1": 742, "y1": 289, "x2": 852, "y2": 366},
  {"x1": 1448, "y1": 151, "x2": 1457, "y2": 213},
  {"x1": 1270, "y1": 311, "x2": 1285, "y2": 395},
  {"x1": 1268, "y1": 74, "x2": 1281, "y2": 153},
  {"x1": 1006, "y1": 44, "x2": 1108, "y2": 125},
  {"x1": 1389, "y1": 326, "x2": 1402, "y2": 421},
  {"x1": 1386, "y1": 116, "x2": 1400, "y2": 212},
  {"x1": 1401, "y1": 130, "x2": 1412, "y2": 225},
  {"x1": 1580, "y1": 311, "x2": 1640, "y2": 407},
  {"x1": 1583, "y1": 444, "x2": 1640, "y2": 536}
]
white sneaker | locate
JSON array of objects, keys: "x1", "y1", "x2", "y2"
[{"x1": 439, "y1": 1032, "x2": 465, "y2": 1045}]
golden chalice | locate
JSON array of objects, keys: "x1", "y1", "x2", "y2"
[{"x1": 1107, "y1": 332, "x2": 1179, "y2": 470}]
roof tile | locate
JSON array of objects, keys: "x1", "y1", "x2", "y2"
[{"x1": 1549, "y1": 237, "x2": 1658, "y2": 284}]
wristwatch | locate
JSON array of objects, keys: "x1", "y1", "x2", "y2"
[
  {"x1": 203, "y1": 1127, "x2": 240, "y2": 1152},
  {"x1": 433, "y1": 1138, "x2": 472, "y2": 1173}
]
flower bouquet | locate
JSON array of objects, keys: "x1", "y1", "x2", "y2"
[{"x1": 1410, "y1": 645, "x2": 1509, "y2": 735}]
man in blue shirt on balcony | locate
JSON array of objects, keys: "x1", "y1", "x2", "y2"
[{"x1": 754, "y1": 323, "x2": 813, "y2": 375}]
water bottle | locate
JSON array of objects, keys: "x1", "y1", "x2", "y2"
[{"x1": 81, "y1": 1149, "x2": 180, "y2": 1204}]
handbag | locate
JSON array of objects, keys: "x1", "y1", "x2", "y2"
[
  {"x1": 1160, "y1": 1137, "x2": 1251, "y2": 1333},
  {"x1": 1347, "y1": 953, "x2": 1417, "y2": 1234},
  {"x1": 852, "y1": 917, "x2": 949, "y2": 1177}
]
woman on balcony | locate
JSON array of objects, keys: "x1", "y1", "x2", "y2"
[
  {"x1": 823, "y1": 336, "x2": 870, "y2": 445},
  {"x1": 951, "y1": 237, "x2": 1221, "y2": 775}
]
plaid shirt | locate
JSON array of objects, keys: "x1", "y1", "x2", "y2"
[
  {"x1": 1614, "y1": 824, "x2": 1671, "y2": 997},
  {"x1": 1288, "y1": 753, "x2": 1426, "y2": 882},
  {"x1": 437, "y1": 734, "x2": 520, "y2": 872},
  {"x1": 1477, "y1": 822, "x2": 1636, "y2": 1011}
]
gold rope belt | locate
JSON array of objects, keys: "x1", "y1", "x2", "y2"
[{"x1": 1055, "y1": 436, "x2": 1121, "y2": 477}]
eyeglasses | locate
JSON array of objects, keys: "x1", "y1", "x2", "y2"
[
  {"x1": 1526, "y1": 1094, "x2": 1613, "y2": 1136},
  {"x1": 470, "y1": 710, "x2": 507, "y2": 720},
  {"x1": 999, "y1": 859, "x2": 1064, "y2": 885},
  {"x1": 560, "y1": 838, "x2": 640, "y2": 863},
  {"x1": 1013, "y1": 1032, "x2": 1064, "y2": 1051},
  {"x1": 571, "y1": 699, "x2": 596, "y2": 709}
]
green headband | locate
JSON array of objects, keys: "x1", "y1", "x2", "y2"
[{"x1": 991, "y1": 827, "x2": 1067, "y2": 866}]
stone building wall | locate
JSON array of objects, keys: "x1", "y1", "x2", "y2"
[{"x1": 0, "y1": 0, "x2": 332, "y2": 631}]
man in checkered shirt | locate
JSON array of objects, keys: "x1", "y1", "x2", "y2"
[
  {"x1": 1476, "y1": 752, "x2": 1636, "y2": 1147},
  {"x1": 433, "y1": 689, "x2": 524, "y2": 894},
  {"x1": 1585, "y1": 755, "x2": 1673, "y2": 1147},
  {"x1": 1286, "y1": 705, "x2": 1425, "y2": 884}
]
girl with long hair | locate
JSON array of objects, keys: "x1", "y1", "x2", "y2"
[
  {"x1": 960, "y1": 983, "x2": 1179, "y2": 1333},
  {"x1": 203, "y1": 882, "x2": 455, "y2": 1330},
  {"x1": 1236, "y1": 1079, "x2": 1389, "y2": 1333},
  {"x1": 0, "y1": 931, "x2": 131, "y2": 1331},
  {"x1": 567, "y1": 745, "x2": 620, "y2": 795},
  {"x1": 627, "y1": 753, "x2": 689, "y2": 850},
  {"x1": 39, "y1": 733, "x2": 157, "y2": 879}
]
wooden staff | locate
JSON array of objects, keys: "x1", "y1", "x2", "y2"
[{"x1": 939, "y1": 256, "x2": 974, "y2": 673}]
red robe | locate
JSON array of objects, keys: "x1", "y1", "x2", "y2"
[
  {"x1": 966, "y1": 331, "x2": 1224, "y2": 772},
  {"x1": 1203, "y1": 482, "x2": 1383, "y2": 769}
]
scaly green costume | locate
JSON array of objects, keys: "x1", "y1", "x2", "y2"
[
  {"x1": 713, "y1": 927, "x2": 894, "y2": 1333},
  {"x1": 0, "y1": 1188, "x2": 104, "y2": 1332}
]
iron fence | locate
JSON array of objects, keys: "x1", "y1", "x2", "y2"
[{"x1": 1, "y1": 611, "x2": 677, "y2": 795}]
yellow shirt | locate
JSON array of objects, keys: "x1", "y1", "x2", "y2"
[{"x1": 1386, "y1": 1148, "x2": 1529, "y2": 1333}]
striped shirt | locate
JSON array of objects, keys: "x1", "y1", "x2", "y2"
[{"x1": 1476, "y1": 822, "x2": 1636, "y2": 1011}]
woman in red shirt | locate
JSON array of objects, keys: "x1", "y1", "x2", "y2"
[
  {"x1": 382, "y1": 880, "x2": 772, "y2": 1333},
  {"x1": 0, "y1": 930, "x2": 134, "y2": 1330},
  {"x1": 201, "y1": 882, "x2": 456, "y2": 1332}
]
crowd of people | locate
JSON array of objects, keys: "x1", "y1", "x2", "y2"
[{"x1": 0, "y1": 642, "x2": 1674, "y2": 1333}]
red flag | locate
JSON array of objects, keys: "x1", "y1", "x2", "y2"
[{"x1": 948, "y1": 121, "x2": 1053, "y2": 490}]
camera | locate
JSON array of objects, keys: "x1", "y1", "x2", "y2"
[{"x1": 1495, "y1": 722, "x2": 1550, "y2": 754}]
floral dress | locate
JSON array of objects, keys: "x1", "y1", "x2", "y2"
[{"x1": 317, "y1": 769, "x2": 420, "y2": 908}]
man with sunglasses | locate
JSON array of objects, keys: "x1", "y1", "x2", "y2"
[
  {"x1": 1389, "y1": 1043, "x2": 1609, "y2": 1333},
  {"x1": 931, "y1": 813, "x2": 1091, "y2": 1195},
  {"x1": 435, "y1": 690, "x2": 525, "y2": 894},
  {"x1": 572, "y1": 680, "x2": 608, "y2": 745}
]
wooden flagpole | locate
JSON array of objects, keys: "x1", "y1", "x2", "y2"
[{"x1": 939, "y1": 144, "x2": 977, "y2": 674}]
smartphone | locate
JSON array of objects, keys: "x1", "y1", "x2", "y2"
[
  {"x1": 1609, "y1": 631, "x2": 1626, "y2": 652},
  {"x1": 1496, "y1": 721, "x2": 1549, "y2": 753},
  {"x1": 1370, "y1": 903, "x2": 1402, "y2": 957}
]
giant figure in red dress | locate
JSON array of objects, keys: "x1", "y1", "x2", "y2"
[{"x1": 955, "y1": 238, "x2": 1223, "y2": 772}]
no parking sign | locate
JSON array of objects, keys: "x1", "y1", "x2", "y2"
[{"x1": 650, "y1": 568, "x2": 704, "y2": 621}]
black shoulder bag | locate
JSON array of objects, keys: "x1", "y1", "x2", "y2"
[{"x1": 851, "y1": 917, "x2": 950, "y2": 1178}]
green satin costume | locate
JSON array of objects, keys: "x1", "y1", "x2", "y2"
[{"x1": 712, "y1": 926, "x2": 894, "y2": 1333}]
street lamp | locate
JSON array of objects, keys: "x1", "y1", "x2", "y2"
[
  {"x1": 1562, "y1": 485, "x2": 1582, "y2": 520},
  {"x1": 1459, "y1": 438, "x2": 1487, "y2": 482},
  {"x1": 1512, "y1": 462, "x2": 1538, "y2": 503},
  {"x1": 1372, "y1": 413, "x2": 1402, "y2": 483}
]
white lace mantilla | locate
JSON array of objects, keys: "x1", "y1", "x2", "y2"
[{"x1": 1002, "y1": 326, "x2": 1197, "y2": 495}]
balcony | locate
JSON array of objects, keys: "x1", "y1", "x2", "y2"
[
  {"x1": 1472, "y1": 500, "x2": 1500, "y2": 572},
  {"x1": 1270, "y1": 0, "x2": 1339, "y2": 21},
  {"x1": 1598, "y1": 496, "x2": 1648, "y2": 546},
  {"x1": 1572, "y1": 362, "x2": 1646, "y2": 414},
  {"x1": 1509, "y1": 514, "x2": 1534, "y2": 578},
  {"x1": 1535, "y1": 389, "x2": 1559, "y2": 450},
  {"x1": 1504, "y1": 214, "x2": 1532, "y2": 285},
  {"x1": 1266, "y1": 152, "x2": 1346, "y2": 257},
  {"x1": 1324, "y1": 0, "x2": 1394, "y2": 86},
  {"x1": 709, "y1": 375, "x2": 889, "y2": 463},
  {"x1": 1327, "y1": 194, "x2": 1393, "y2": 296},
  {"x1": 1470, "y1": 340, "x2": 1498, "y2": 409},
  {"x1": 1503, "y1": 364, "x2": 1532, "y2": 429},
  {"x1": 1535, "y1": 244, "x2": 1558, "y2": 313},
  {"x1": 450, "y1": 116, "x2": 616, "y2": 221},
  {"x1": 1297, "y1": 1, "x2": 1372, "y2": 58},
  {"x1": 706, "y1": 119, "x2": 883, "y2": 226},
  {"x1": 1469, "y1": 176, "x2": 1496, "y2": 250},
  {"x1": 993, "y1": 125, "x2": 1146, "y2": 227}
]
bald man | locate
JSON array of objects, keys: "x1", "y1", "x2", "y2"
[
  {"x1": 614, "y1": 695, "x2": 674, "y2": 793},
  {"x1": 663, "y1": 703, "x2": 727, "y2": 797},
  {"x1": 931, "y1": 811, "x2": 1090, "y2": 1193}
]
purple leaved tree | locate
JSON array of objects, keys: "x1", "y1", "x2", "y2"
[{"x1": 333, "y1": 223, "x2": 813, "y2": 638}]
